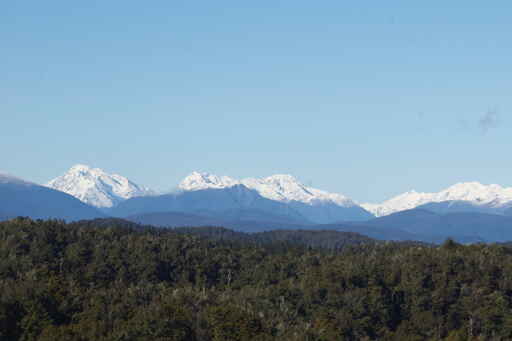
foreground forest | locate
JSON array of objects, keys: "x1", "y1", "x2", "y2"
[{"x1": 1, "y1": 218, "x2": 512, "y2": 340}]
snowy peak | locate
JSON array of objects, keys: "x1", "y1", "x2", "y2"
[
  {"x1": 178, "y1": 172, "x2": 357, "y2": 208},
  {"x1": 363, "y1": 181, "x2": 512, "y2": 217},
  {"x1": 178, "y1": 171, "x2": 239, "y2": 191},
  {"x1": 242, "y1": 174, "x2": 307, "y2": 202},
  {"x1": 242, "y1": 175, "x2": 355, "y2": 206},
  {"x1": 69, "y1": 164, "x2": 93, "y2": 173},
  {"x1": 263, "y1": 174, "x2": 300, "y2": 184},
  {"x1": 46, "y1": 164, "x2": 154, "y2": 208},
  {"x1": 361, "y1": 190, "x2": 435, "y2": 217},
  {"x1": 438, "y1": 182, "x2": 512, "y2": 204}
]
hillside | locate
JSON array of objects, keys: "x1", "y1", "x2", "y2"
[
  {"x1": 0, "y1": 173, "x2": 105, "y2": 221},
  {"x1": 0, "y1": 218, "x2": 511, "y2": 340}
]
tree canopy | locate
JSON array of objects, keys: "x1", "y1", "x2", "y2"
[{"x1": 1, "y1": 217, "x2": 511, "y2": 340}]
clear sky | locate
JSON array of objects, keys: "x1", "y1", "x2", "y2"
[{"x1": 2, "y1": 1, "x2": 511, "y2": 203}]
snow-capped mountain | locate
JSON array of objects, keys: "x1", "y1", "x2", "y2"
[
  {"x1": 362, "y1": 182, "x2": 512, "y2": 217},
  {"x1": 46, "y1": 164, "x2": 154, "y2": 208},
  {"x1": 177, "y1": 171, "x2": 374, "y2": 223},
  {"x1": 242, "y1": 174, "x2": 356, "y2": 207},
  {"x1": 179, "y1": 172, "x2": 357, "y2": 207},
  {"x1": 179, "y1": 171, "x2": 239, "y2": 191}
]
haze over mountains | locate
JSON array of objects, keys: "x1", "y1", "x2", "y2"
[{"x1": 2, "y1": 164, "x2": 512, "y2": 243}]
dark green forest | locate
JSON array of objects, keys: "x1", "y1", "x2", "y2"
[{"x1": 1, "y1": 218, "x2": 512, "y2": 340}]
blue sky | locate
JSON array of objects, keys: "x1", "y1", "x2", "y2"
[{"x1": 2, "y1": 1, "x2": 511, "y2": 202}]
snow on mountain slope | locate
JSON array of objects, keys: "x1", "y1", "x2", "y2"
[
  {"x1": 362, "y1": 182, "x2": 512, "y2": 217},
  {"x1": 179, "y1": 171, "x2": 239, "y2": 191},
  {"x1": 179, "y1": 172, "x2": 358, "y2": 207},
  {"x1": 176, "y1": 171, "x2": 374, "y2": 223},
  {"x1": 46, "y1": 164, "x2": 154, "y2": 208},
  {"x1": 361, "y1": 191, "x2": 436, "y2": 217},
  {"x1": 242, "y1": 174, "x2": 356, "y2": 207}
]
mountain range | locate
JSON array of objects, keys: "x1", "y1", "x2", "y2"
[
  {"x1": 174, "y1": 171, "x2": 373, "y2": 223},
  {"x1": 43, "y1": 165, "x2": 512, "y2": 219},
  {"x1": 362, "y1": 182, "x2": 512, "y2": 217},
  {"x1": 45, "y1": 166, "x2": 374, "y2": 223},
  {"x1": 2, "y1": 164, "x2": 512, "y2": 243}
]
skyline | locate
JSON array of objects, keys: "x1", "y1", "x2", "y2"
[
  {"x1": 2, "y1": 2, "x2": 511, "y2": 202},
  {"x1": 3, "y1": 162, "x2": 512, "y2": 207}
]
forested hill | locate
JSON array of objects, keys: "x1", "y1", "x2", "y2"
[
  {"x1": 1, "y1": 218, "x2": 512, "y2": 340},
  {"x1": 75, "y1": 218, "x2": 377, "y2": 249},
  {"x1": 173, "y1": 226, "x2": 377, "y2": 249}
]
